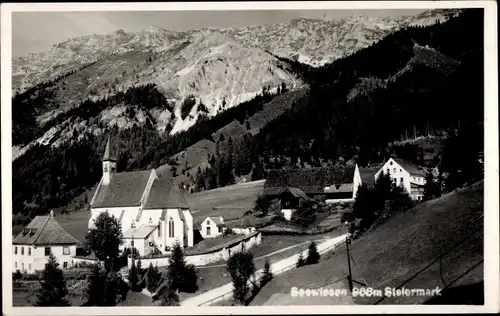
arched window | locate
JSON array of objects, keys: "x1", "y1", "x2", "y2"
[{"x1": 168, "y1": 217, "x2": 174, "y2": 238}]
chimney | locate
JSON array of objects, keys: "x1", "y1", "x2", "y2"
[
  {"x1": 49, "y1": 210, "x2": 54, "y2": 217},
  {"x1": 219, "y1": 216, "x2": 224, "y2": 224}
]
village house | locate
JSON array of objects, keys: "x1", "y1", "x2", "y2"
[
  {"x1": 374, "y1": 157, "x2": 428, "y2": 200},
  {"x1": 89, "y1": 136, "x2": 194, "y2": 256},
  {"x1": 12, "y1": 211, "x2": 79, "y2": 273},
  {"x1": 200, "y1": 216, "x2": 227, "y2": 238},
  {"x1": 264, "y1": 164, "x2": 362, "y2": 219}
]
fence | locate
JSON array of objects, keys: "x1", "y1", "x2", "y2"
[{"x1": 193, "y1": 234, "x2": 348, "y2": 306}]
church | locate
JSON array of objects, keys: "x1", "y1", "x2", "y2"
[{"x1": 88, "y1": 136, "x2": 194, "y2": 256}]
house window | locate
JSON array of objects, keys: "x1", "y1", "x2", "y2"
[
  {"x1": 22, "y1": 263, "x2": 24, "y2": 272},
  {"x1": 393, "y1": 168, "x2": 396, "y2": 173},
  {"x1": 207, "y1": 226, "x2": 211, "y2": 236},
  {"x1": 103, "y1": 165, "x2": 108, "y2": 172},
  {"x1": 158, "y1": 224, "x2": 161, "y2": 237},
  {"x1": 400, "y1": 169, "x2": 402, "y2": 172},
  {"x1": 14, "y1": 247, "x2": 17, "y2": 255},
  {"x1": 400, "y1": 177, "x2": 403, "y2": 183},
  {"x1": 149, "y1": 217, "x2": 153, "y2": 224},
  {"x1": 21, "y1": 247, "x2": 24, "y2": 255},
  {"x1": 386, "y1": 169, "x2": 390, "y2": 174},
  {"x1": 390, "y1": 161, "x2": 393, "y2": 166},
  {"x1": 28, "y1": 247, "x2": 31, "y2": 256},
  {"x1": 168, "y1": 218, "x2": 175, "y2": 238},
  {"x1": 29, "y1": 264, "x2": 32, "y2": 271},
  {"x1": 44, "y1": 247, "x2": 50, "y2": 256},
  {"x1": 63, "y1": 262, "x2": 68, "y2": 269},
  {"x1": 63, "y1": 246, "x2": 70, "y2": 255},
  {"x1": 15, "y1": 262, "x2": 17, "y2": 269},
  {"x1": 219, "y1": 226, "x2": 223, "y2": 233}
]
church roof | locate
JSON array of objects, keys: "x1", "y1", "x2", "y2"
[
  {"x1": 103, "y1": 135, "x2": 116, "y2": 162},
  {"x1": 13, "y1": 216, "x2": 79, "y2": 245},
  {"x1": 143, "y1": 175, "x2": 189, "y2": 209},
  {"x1": 92, "y1": 170, "x2": 152, "y2": 208}
]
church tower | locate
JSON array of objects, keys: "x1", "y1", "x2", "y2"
[{"x1": 102, "y1": 135, "x2": 117, "y2": 185}]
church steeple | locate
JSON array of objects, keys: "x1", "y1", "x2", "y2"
[
  {"x1": 103, "y1": 135, "x2": 116, "y2": 162},
  {"x1": 102, "y1": 135, "x2": 117, "y2": 185}
]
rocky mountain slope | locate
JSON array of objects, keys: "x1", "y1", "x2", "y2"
[{"x1": 13, "y1": 9, "x2": 459, "y2": 94}]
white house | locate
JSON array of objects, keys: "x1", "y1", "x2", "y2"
[
  {"x1": 200, "y1": 216, "x2": 227, "y2": 239},
  {"x1": 12, "y1": 211, "x2": 79, "y2": 273},
  {"x1": 89, "y1": 136, "x2": 194, "y2": 256},
  {"x1": 375, "y1": 157, "x2": 428, "y2": 200}
]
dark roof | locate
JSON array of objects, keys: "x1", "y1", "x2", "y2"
[
  {"x1": 143, "y1": 175, "x2": 189, "y2": 209},
  {"x1": 13, "y1": 216, "x2": 79, "y2": 245},
  {"x1": 264, "y1": 166, "x2": 356, "y2": 196},
  {"x1": 282, "y1": 187, "x2": 316, "y2": 201},
  {"x1": 92, "y1": 170, "x2": 152, "y2": 208},
  {"x1": 359, "y1": 166, "x2": 380, "y2": 187},
  {"x1": 392, "y1": 157, "x2": 427, "y2": 176},
  {"x1": 103, "y1": 135, "x2": 116, "y2": 162}
]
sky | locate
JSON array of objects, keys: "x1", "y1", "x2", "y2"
[{"x1": 12, "y1": 9, "x2": 425, "y2": 58}]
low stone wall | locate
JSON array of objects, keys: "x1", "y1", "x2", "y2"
[{"x1": 129, "y1": 231, "x2": 262, "y2": 268}]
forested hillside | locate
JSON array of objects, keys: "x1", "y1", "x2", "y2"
[{"x1": 12, "y1": 9, "x2": 484, "y2": 221}]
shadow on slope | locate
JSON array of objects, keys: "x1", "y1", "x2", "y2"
[{"x1": 250, "y1": 181, "x2": 484, "y2": 306}]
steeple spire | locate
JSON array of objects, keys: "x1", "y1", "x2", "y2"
[{"x1": 103, "y1": 134, "x2": 116, "y2": 162}]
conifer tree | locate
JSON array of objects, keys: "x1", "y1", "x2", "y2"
[
  {"x1": 259, "y1": 260, "x2": 273, "y2": 288},
  {"x1": 35, "y1": 252, "x2": 70, "y2": 306},
  {"x1": 306, "y1": 241, "x2": 320, "y2": 265},
  {"x1": 167, "y1": 242, "x2": 198, "y2": 293},
  {"x1": 296, "y1": 252, "x2": 306, "y2": 268}
]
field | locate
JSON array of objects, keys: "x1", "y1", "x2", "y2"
[
  {"x1": 186, "y1": 180, "x2": 265, "y2": 225},
  {"x1": 251, "y1": 181, "x2": 484, "y2": 305}
]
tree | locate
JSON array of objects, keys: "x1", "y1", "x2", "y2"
[
  {"x1": 259, "y1": 260, "x2": 273, "y2": 288},
  {"x1": 423, "y1": 172, "x2": 440, "y2": 201},
  {"x1": 296, "y1": 252, "x2": 306, "y2": 268},
  {"x1": 352, "y1": 184, "x2": 373, "y2": 220},
  {"x1": 83, "y1": 264, "x2": 129, "y2": 306},
  {"x1": 35, "y1": 252, "x2": 70, "y2": 306},
  {"x1": 146, "y1": 263, "x2": 163, "y2": 293},
  {"x1": 85, "y1": 212, "x2": 123, "y2": 272},
  {"x1": 156, "y1": 280, "x2": 180, "y2": 306},
  {"x1": 129, "y1": 259, "x2": 141, "y2": 292},
  {"x1": 306, "y1": 241, "x2": 320, "y2": 265},
  {"x1": 167, "y1": 242, "x2": 198, "y2": 293},
  {"x1": 227, "y1": 251, "x2": 255, "y2": 305},
  {"x1": 291, "y1": 200, "x2": 316, "y2": 228},
  {"x1": 254, "y1": 194, "x2": 270, "y2": 216}
]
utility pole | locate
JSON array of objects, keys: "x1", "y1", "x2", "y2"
[{"x1": 346, "y1": 236, "x2": 353, "y2": 292}]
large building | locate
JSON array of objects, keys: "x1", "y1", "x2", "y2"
[
  {"x1": 12, "y1": 212, "x2": 79, "y2": 273},
  {"x1": 374, "y1": 157, "x2": 428, "y2": 200},
  {"x1": 264, "y1": 164, "x2": 362, "y2": 204},
  {"x1": 89, "y1": 136, "x2": 194, "y2": 256}
]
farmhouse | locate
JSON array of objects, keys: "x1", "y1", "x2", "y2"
[
  {"x1": 264, "y1": 164, "x2": 362, "y2": 208},
  {"x1": 277, "y1": 187, "x2": 316, "y2": 220},
  {"x1": 12, "y1": 211, "x2": 79, "y2": 273},
  {"x1": 200, "y1": 216, "x2": 227, "y2": 238},
  {"x1": 375, "y1": 157, "x2": 428, "y2": 200},
  {"x1": 89, "y1": 136, "x2": 194, "y2": 256}
]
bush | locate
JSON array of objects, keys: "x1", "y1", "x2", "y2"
[
  {"x1": 296, "y1": 253, "x2": 306, "y2": 268},
  {"x1": 13, "y1": 270, "x2": 22, "y2": 281},
  {"x1": 306, "y1": 241, "x2": 320, "y2": 265}
]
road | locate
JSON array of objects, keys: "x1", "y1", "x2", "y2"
[{"x1": 180, "y1": 233, "x2": 349, "y2": 306}]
